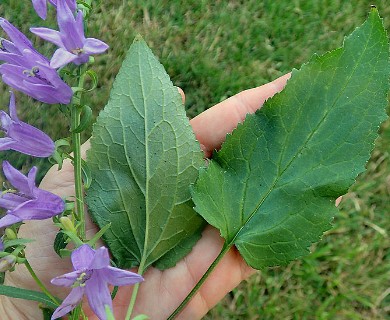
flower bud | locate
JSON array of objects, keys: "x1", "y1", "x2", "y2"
[
  {"x1": 60, "y1": 216, "x2": 76, "y2": 233},
  {"x1": 4, "y1": 228, "x2": 17, "y2": 240},
  {"x1": 0, "y1": 254, "x2": 16, "y2": 272}
]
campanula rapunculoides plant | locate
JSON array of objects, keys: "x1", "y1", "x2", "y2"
[{"x1": 0, "y1": 1, "x2": 388, "y2": 320}]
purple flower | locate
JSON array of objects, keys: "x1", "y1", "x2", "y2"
[
  {"x1": 51, "y1": 245, "x2": 143, "y2": 320},
  {"x1": 31, "y1": 1, "x2": 109, "y2": 69},
  {"x1": 0, "y1": 238, "x2": 3, "y2": 251},
  {"x1": 0, "y1": 92, "x2": 55, "y2": 157},
  {"x1": 0, "y1": 161, "x2": 64, "y2": 229},
  {"x1": 0, "y1": 18, "x2": 73, "y2": 104},
  {"x1": 32, "y1": 0, "x2": 77, "y2": 20}
]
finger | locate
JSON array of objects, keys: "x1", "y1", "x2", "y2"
[
  {"x1": 176, "y1": 86, "x2": 186, "y2": 104},
  {"x1": 190, "y1": 73, "x2": 290, "y2": 157}
]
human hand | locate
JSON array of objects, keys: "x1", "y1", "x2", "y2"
[{"x1": 1, "y1": 74, "x2": 290, "y2": 320}]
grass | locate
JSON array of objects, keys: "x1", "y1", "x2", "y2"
[{"x1": 0, "y1": 0, "x2": 389, "y2": 319}]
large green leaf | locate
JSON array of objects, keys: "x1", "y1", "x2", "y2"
[
  {"x1": 192, "y1": 9, "x2": 389, "y2": 269},
  {"x1": 86, "y1": 38, "x2": 205, "y2": 270}
]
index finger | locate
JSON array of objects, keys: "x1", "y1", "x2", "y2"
[{"x1": 190, "y1": 73, "x2": 290, "y2": 157}]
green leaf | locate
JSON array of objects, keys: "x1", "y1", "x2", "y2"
[
  {"x1": 41, "y1": 306, "x2": 54, "y2": 320},
  {"x1": 86, "y1": 37, "x2": 205, "y2": 270},
  {"x1": 53, "y1": 232, "x2": 68, "y2": 257},
  {"x1": 3, "y1": 238, "x2": 33, "y2": 249},
  {"x1": 71, "y1": 105, "x2": 93, "y2": 133},
  {"x1": 81, "y1": 158, "x2": 92, "y2": 189},
  {"x1": 192, "y1": 9, "x2": 389, "y2": 269},
  {"x1": 0, "y1": 285, "x2": 59, "y2": 309}
]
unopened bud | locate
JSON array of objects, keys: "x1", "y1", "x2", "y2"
[
  {"x1": 5, "y1": 228, "x2": 17, "y2": 240},
  {"x1": 60, "y1": 216, "x2": 76, "y2": 233},
  {"x1": 0, "y1": 255, "x2": 16, "y2": 272}
]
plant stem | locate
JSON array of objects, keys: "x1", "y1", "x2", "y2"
[
  {"x1": 125, "y1": 282, "x2": 141, "y2": 320},
  {"x1": 24, "y1": 260, "x2": 60, "y2": 306},
  {"x1": 167, "y1": 242, "x2": 232, "y2": 320},
  {"x1": 125, "y1": 261, "x2": 146, "y2": 320},
  {"x1": 72, "y1": 67, "x2": 87, "y2": 239}
]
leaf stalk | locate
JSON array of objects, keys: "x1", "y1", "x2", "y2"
[{"x1": 167, "y1": 242, "x2": 232, "y2": 320}]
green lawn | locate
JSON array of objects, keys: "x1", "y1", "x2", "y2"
[{"x1": 0, "y1": 0, "x2": 389, "y2": 319}]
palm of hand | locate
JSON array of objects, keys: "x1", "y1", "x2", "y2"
[{"x1": 4, "y1": 75, "x2": 289, "y2": 320}]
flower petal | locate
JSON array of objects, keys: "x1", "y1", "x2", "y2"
[
  {"x1": 57, "y1": 1, "x2": 84, "y2": 50},
  {"x1": 0, "y1": 110, "x2": 12, "y2": 130},
  {"x1": 0, "y1": 64, "x2": 58, "y2": 103},
  {"x1": 0, "y1": 39, "x2": 19, "y2": 54},
  {"x1": 71, "y1": 244, "x2": 95, "y2": 270},
  {"x1": 6, "y1": 121, "x2": 55, "y2": 157},
  {"x1": 11, "y1": 190, "x2": 64, "y2": 220},
  {"x1": 49, "y1": 0, "x2": 77, "y2": 11},
  {"x1": 102, "y1": 266, "x2": 144, "y2": 286},
  {"x1": 8, "y1": 91, "x2": 18, "y2": 121},
  {"x1": 51, "y1": 287, "x2": 84, "y2": 320},
  {"x1": 31, "y1": 0, "x2": 48, "y2": 20},
  {"x1": 90, "y1": 246, "x2": 110, "y2": 270},
  {"x1": 0, "y1": 192, "x2": 26, "y2": 210},
  {"x1": 83, "y1": 38, "x2": 109, "y2": 55},
  {"x1": 85, "y1": 273, "x2": 112, "y2": 320},
  {"x1": 2, "y1": 161, "x2": 32, "y2": 195},
  {"x1": 0, "y1": 137, "x2": 16, "y2": 151},
  {"x1": 50, "y1": 48, "x2": 77, "y2": 69},
  {"x1": 23, "y1": 81, "x2": 72, "y2": 104},
  {"x1": 0, "y1": 19, "x2": 34, "y2": 52},
  {"x1": 0, "y1": 214, "x2": 22, "y2": 229},
  {"x1": 30, "y1": 27, "x2": 64, "y2": 48},
  {"x1": 0, "y1": 52, "x2": 27, "y2": 65},
  {"x1": 51, "y1": 270, "x2": 82, "y2": 287}
]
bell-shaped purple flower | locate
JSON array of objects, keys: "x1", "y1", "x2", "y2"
[
  {"x1": 51, "y1": 244, "x2": 144, "y2": 320},
  {"x1": 31, "y1": 0, "x2": 77, "y2": 20},
  {"x1": 30, "y1": 1, "x2": 109, "y2": 69},
  {"x1": 0, "y1": 92, "x2": 55, "y2": 157},
  {"x1": 0, "y1": 161, "x2": 65, "y2": 229},
  {"x1": 0, "y1": 18, "x2": 73, "y2": 104}
]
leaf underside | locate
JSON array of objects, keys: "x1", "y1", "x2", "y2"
[
  {"x1": 86, "y1": 38, "x2": 205, "y2": 270},
  {"x1": 192, "y1": 9, "x2": 389, "y2": 269}
]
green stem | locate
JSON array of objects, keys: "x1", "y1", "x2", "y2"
[
  {"x1": 72, "y1": 67, "x2": 87, "y2": 239},
  {"x1": 125, "y1": 282, "x2": 141, "y2": 320},
  {"x1": 24, "y1": 260, "x2": 60, "y2": 306},
  {"x1": 167, "y1": 242, "x2": 232, "y2": 320},
  {"x1": 125, "y1": 262, "x2": 146, "y2": 320}
]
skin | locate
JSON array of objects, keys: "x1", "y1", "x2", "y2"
[{"x1": 1, "y1": 74, "x2": 290, "y2": 320}]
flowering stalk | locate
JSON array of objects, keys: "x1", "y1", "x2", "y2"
[{"x1": 71, "y1": 66, "x2": 87, "y2": 239}]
